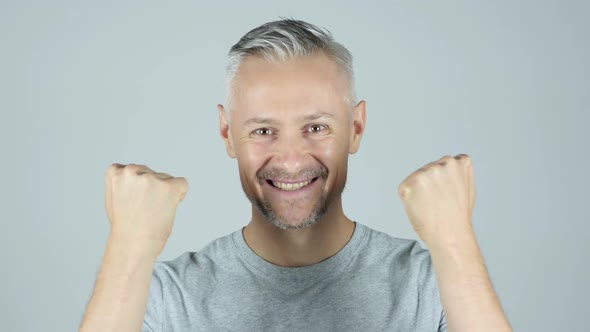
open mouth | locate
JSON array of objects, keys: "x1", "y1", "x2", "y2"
[{"x1": 266, "y1": 177, "x2": 319, "y2": 191}]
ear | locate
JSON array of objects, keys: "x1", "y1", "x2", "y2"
[
  {"x1": 349, "y1": 100, "x2": 367, "y2": 154},
  {"x1": 218, "y1": 104, "x2": 236, "y2": 158}
]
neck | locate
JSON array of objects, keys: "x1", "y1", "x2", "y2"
[{"x1": 243, "y1": 198, "x2": 355, "y2": 267}]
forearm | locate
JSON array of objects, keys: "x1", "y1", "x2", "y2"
[
  {"x1": 429, "y1": 231, "x2": 511, "y2": 332},
  {"x1": 79, "y1": 235, "x2": 157, "y2": 332}
]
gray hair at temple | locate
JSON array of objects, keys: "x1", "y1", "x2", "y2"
[{"x1": 224, "y1": 19, "x2": 357, "y2": 117}]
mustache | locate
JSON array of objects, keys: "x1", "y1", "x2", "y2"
[{"x1": 257, "y1": 165, "x2": 328, "y2": 182}]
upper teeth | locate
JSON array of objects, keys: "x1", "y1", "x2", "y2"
[{"x1": 272, "y1": 179, "x2": 312, "y2": 191}]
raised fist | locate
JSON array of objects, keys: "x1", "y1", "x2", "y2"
[
  {"x1": 398, "y1": 154, "x2": 476, "y2": 246},
  {"x1": 104, "y1": 163, "x2": 189, "y2": 256}
]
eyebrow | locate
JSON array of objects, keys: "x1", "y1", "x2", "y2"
[
  {"x1": 243, "y1": 112, "x2": 335, "y2": 126},
  {"x1": 243, "y1": 116, "x2": 279, "y2": 126},
  {"x1": 303, "y1": 112, "x2": 335, "y2": 122}
]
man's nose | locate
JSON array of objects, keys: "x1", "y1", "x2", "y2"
[{"x1": 272, "y1": 134, "x2": 310, "y2": 174}]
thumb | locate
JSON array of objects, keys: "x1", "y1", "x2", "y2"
[
  {"x1": 168, "y1": 177, "x2": 189, "y2": 202},
  {"x1": 398, "y1": 184, "x2": 413, "y2": 201}
]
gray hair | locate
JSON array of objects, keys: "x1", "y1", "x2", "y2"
[{"x1": 224, "y1": 19, "x2": 356, "y2": 115}]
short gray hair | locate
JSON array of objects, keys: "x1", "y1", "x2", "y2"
[{"x1": 224, "y1": 19, "x2": 356, "y2": 114}]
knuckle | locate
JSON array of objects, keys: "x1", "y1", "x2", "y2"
[
  {"x1": 456, "y1": 153, "x2": 470, "y2": 160},
  {"x1": 415, "y1": 173, "x2": 428, "y2": 184},
  {"x1": 177, "y1": 176, "x2": 188, "y2": 186},
  {"x1": 463, "y1": 154, "x2": 472, "y2": 164},
  {"x1": 456, "y1": 154, "x2": 472, "y2": 166},
  {"x1": 163, "y1": 179, "x2": 179, "y2": 195},
  {"x1": 398, "y1": 182, "x2": 406, "y2": 191},
  {"x1": 106, "y1": 164, "x2": 124, "y2": 182},
  {"x1": 398, "y1": 181, "x2": 411, "y2": 197},
  {"x1": 444, "y1": 156, "x2": 455, "y2": 164},
  {"x1": 162, "y1": 177, "x2": 174, "y2": 188},
  {"x1": 107, "y1": 163, "x2": 122, "y2": 174},
  {"x1": 124, "y1": 164, "x2": 140, "y2": 175},
  {"x1": 409, "y1": 172, "x2": 423, "y2": 184},
  {"x1": 137, "y1": 172, "x2": 152, "y2": 183}
]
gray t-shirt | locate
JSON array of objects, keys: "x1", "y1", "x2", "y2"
[{"x1": 142, "y1": 222, "x2": 447, "y2": 331}]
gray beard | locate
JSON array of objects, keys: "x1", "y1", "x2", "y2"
[{"x1": 251, "y1": 191, "x2": 329, "y2": 230}]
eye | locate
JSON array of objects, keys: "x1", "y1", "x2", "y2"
[
  {"x1": 252, "y1": 128, "x2": 273, "y2": 136},
  {"x1": 306, "y1": 124, "x2": 327, "y2": 133}
]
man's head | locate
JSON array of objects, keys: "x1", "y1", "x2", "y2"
[{"x1": 218, "y1": 19, "x2": 366, "y2": 230}]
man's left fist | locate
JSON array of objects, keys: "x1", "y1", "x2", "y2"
[{"x1": 398, "y1": 154, "x2": 476, "y2": 246}]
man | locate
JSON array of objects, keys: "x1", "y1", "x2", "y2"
[{"x1": 79, "y1": 19, "x2": 511, "y2": 331}]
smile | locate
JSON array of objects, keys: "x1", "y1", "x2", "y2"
[{"x1": 267, "y1": 178, "x2": 318, "y2": 191}]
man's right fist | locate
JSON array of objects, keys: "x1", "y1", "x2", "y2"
[{"x1": 104, "y1": 163, "x2": 189, "y2": 256}]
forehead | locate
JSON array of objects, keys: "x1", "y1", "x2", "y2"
[{"x1": 231, "y1": 53, "x2": 349, "y2": 119}]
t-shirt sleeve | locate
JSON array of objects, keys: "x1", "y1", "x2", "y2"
[
  {"x1": 142, "y1": 265, "x2": 164, "y2": 332},
  {"x1": 414, "y1": 244, "x2": 447, "y2": 332},
  {"x1": 438, "y1": 309, "x2": 448, "y2": 332}
]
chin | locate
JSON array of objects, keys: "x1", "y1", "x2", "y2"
[
  {"x1": 263, "y1": 206, "x2": 327, "y2": 230},
  {"x1": 268, "y1": 217, "x2": 321, "y2": 230}
]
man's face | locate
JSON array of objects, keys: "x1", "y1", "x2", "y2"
[{"x1": 219, "y1": 53, "x2": 365, "y2": 230}]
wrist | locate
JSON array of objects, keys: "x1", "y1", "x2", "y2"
[
  {"x1": 106, "y1": 232, "x2": 163, "y2": 262},
  {"x1": 425, "y1": 226, "x2": 479, "y2": 256}
]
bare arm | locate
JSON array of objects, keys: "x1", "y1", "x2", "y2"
[
  {"x1": 78, "y1": 163, "x2": 189, "y2": 331},
  {"x1": 430, "y1": 230, "x2": 512, "y2": 332},
  {"x1": 398, "y1": 154, "x2": 511, "y2": 331},
  {"x1": 78, "y1": 235, "x2": 158, "y2": 332}
]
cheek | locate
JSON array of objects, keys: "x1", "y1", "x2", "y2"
[
  {"x1": 237, "y1": 142, "x2": 270, "y2": 173},
  {"x1": 310, "y1": 136, "x2": 349, "y2": 162},
  {"x1": 312, "y1": 138, "x2": 349, "y2": 194}
]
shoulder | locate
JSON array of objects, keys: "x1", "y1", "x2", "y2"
[
  {"x1": 361, "y1": 224, "x2": 431, "y2": 262},
  {"x1": 358, "y1": 223, "x2": 437, "y2": 283},
  {"x1": 359, "y1": 223, "x2": 442, "y2": 305},
  {"x1": 152, "y1": 230, "x2": 238, "y2": 282}
]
